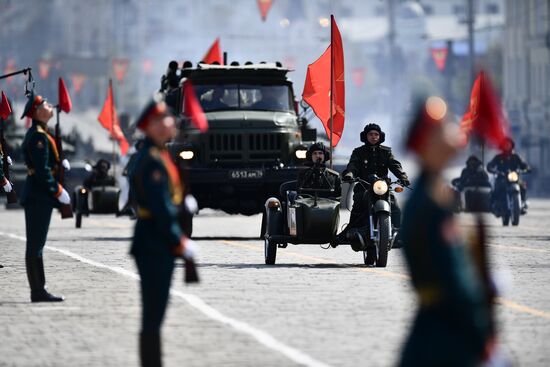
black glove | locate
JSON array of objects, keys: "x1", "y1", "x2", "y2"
[
  {"x1": 399, "y1": 178, "x2": 410, "y2": 187},
  {"x1": 343, "y1": 173, "x2": 354, "y2": 182}
]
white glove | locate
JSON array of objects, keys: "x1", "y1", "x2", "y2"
[
  {"x1": 185, "y1": 194, "x2": 199, "y2": 214},
  {"x1": 62, "y1": 159, "x2": 71, "y2": 171},
  {"x1": 57, "y1": 188, "x2": 71, "y2": 204},
  {"x1": 6, "y1": 156, "x2": 12, "y2": 165},
  {"x1": 2, "y1": 180, "x2": 12, "y2": 193},
  {"x1": 183, "y1": 239, "x2": 198, "y2": 260}
]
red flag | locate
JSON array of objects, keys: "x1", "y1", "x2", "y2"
[
  {"x1": 257, "y1": 0, "x2": 273, "y2": 21},
  {"x1": 202, "y1": 38, "x2": 223, "y2": 65},
  {"x1": 0, "y1": 91, "x2": 12, "y2": 120},
  {"x1": 70, "y1": 73, "x2": 87, "y2": 94},
  {"x1": 38, "y1": 59, "x2": 52, "y2": 79},
  {"x1": 58, "y1": 78, "x2": 72, "y2": 113},
  {"x1": 352, "y1": 67, "x2": 366, "y2": 88},
  {"x1": 461, "y1": 71, "x2": 508, "y2": 147},
  {"x1": 4, "y1": 59, "x2": 16, "y2": 85},
  {"x1": 112, "y1": 58, "x2": 130, "y2": 82},
  {"x1": 302, "y1": 15, "x2": 345, "y2": 147},
  {"x1": 98, "y1": 80, "x2": 129, "y2": 155},
  {"x1": 182, "y1": 80, "x2": 208, "y2": 133},
  {"x1": 142, "y1": 59, "x2": 153, "y2": 74},
  {"x1": 430, "y1": 47, "x2": 448, "y2": 71}
]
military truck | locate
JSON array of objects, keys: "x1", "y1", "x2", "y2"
[{"x1": 163, "y1": 62, "x2": 317, "y2": 215}]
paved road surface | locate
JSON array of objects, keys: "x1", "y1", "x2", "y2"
[{"x1": 1, "y1": 199, "x2": 549, "y2": 366}]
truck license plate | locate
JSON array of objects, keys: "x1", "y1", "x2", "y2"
[{"x1": 229, "y1": 169, "x2": 264, "y2": 180}]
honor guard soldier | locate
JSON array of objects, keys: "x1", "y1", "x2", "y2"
[
  {"x1": 20, "y1": 92, "x2": 70, "y2": 302},
  {"x1": 398, "y1": 96, "x2": 492, "y2": 367},
  {"x1": 129, "y1": 100, "x2": 197, "y2": 367}
]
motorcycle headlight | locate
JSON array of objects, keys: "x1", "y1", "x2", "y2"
[
  {"x1": 295, "y1": 149, "x2": 307, "y2": 159},
  {"x1": 373, "y1": 180, "x2": 388, "y2": 195},
  {"x1": 507, "y1": 171, "x2": 519, "y2": 182},
  {"x1": 179, "y1": 150, "x2": 194, "y2": 160}
]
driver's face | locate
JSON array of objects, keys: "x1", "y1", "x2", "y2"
[
  {"x1": 367, "y1": 131, "x2": 380, "y2": 145},
  {"x1": 311, "y1": 150, "x2": 325, "y2": 163}
]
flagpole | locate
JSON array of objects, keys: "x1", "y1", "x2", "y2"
[
  {"x1": 329, "y1": 14, "x2": 334, "y2": 170},
  {"x1": 110, "y1": 79, "x2": 117, "y2": 177}
]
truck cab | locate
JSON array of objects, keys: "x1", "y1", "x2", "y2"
[{"x1": 164, "y1": 62, "x2": 316, "y2": 215}]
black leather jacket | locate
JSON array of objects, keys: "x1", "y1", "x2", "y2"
[{"x1": 344, "y1": 144, "x2": 408, "y2": 183}]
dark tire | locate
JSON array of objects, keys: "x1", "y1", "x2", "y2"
[
  {"x1": 264, "y1": 238, "x2": 277, "y2": 265},
  {"x1": 363, "y1": 247, "x2": 376, "y2": 265},
  {"x1": 512, "y1": 194, "x2": 520, "y2": 226},
  {"x1": 376, "y1": 213, "x2": 390, "y2": 267},
  {"x1": 76, "y1": 213, "x2": 82, "y2": 228}
]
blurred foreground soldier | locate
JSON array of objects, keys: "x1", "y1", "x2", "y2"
[
  {"x1": 297, "y1": 142, "x2": 341, "y2": 198},
  {"x1": 20, "y1": 92, "x2": 70, "y2": 302},
  {"x1": 129, "y1": 100, "x2": 197, "y2": 367},
  {"x1": 452, "y1": 155, "x2": 491, "y2": 191},
  {"x1": 342, "y1": 123, "x2": 409, "y2": 245},
  {"x1": 399, "y1": 96, "x2": 492, "y2": 366},
  {"x1": 487, "y1": 137, "x2": 530, "y2": 214}
]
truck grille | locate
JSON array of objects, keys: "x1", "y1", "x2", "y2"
[{"x1": 207, "y1": 133, "x2": 284, "y2": 162}]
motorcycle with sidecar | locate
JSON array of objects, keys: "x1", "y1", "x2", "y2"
[
  {"x1": 73, "y1": 160, "x2": 120, "y2": 228},
  {"x1": 263, "y1": 174, "x2": 404, "y2": 267}
]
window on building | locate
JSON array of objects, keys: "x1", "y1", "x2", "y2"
[
  {"x1": 486, "y1": 3, "x2": 499, "y2": 14},
  {"x1": 452, "y1": 4, "x2": 465, "y2": 15},
  {"x1": 374, "y1": 5, "x2": 386, "y2": 17}
]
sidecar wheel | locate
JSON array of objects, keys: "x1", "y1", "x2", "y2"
[{"x1": 264, "y1": 238, "x2": 277, "y2": 265}]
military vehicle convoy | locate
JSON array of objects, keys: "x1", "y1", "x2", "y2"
[{"x1": 162, "y1": 61, "x2": 317, "y2": 215}]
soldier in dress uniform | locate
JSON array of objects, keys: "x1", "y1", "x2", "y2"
[
  {"x1": 398, "y1": 96, "x2": 492, "y2": 366},
  {"x1": 129, "y1": 99, "x2": 197, "y2": 367},
  {"x1": 20, "y1": 92, "x2": 70, "y2": 302}
]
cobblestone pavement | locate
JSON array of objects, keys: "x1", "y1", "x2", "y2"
[{"x1": 0, "y1": 199, "x2": 549, "y2": 366}]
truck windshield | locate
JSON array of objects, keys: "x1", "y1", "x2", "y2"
[{"x1": 193, "y1": 84, "x2": 293, "y2": 112}]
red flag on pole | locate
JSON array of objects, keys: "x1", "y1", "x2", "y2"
[
  {"x1": 58, "y1": 78, "x2": 72, "y2": 113},
  {"x1": 38, "y1": 59, "x2": 52, "y2": 79},
  {"x1": 461, "y1": 71, "x2": 508, "y2": 147},
  {"x1": 182, "y1": 80, "x2": 208, "y2": 133},
  {"x1": 202, "y1": 38, "x2": 223, "y2": 65},
  {"x1": 0, "y1": 91, "x2": 12, "y2": 120},
  {"x1": 302, "y1": 15, "x2": 345, "y2": 147},
  {"x1": 98, "y1": 80, "x2": 129, "y2": 155},
  {"x1": 112, "y1": 58, "x2": 130, "y2": 82},
  {"x1": 257, "y1": 0, "x2": 273, "y2": 21},
  {"x1": 70, "y1": 73, "x2": 87, "y2": 94},
  {"x1": 430, "y1": 47, "x2": 448, "y2": 71}
]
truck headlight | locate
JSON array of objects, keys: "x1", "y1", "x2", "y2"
[
  {"x1": 373, "y1": 180, "x2": 388, "y2": 195},
  {"x1": 179, "y1": 150, "x2": 194, "y2": 160},
  {"x1": 507, "y1": 171, "x2": 519, "y2": 182},
  {"x1": 295, "y1": 149, "x2": 307, "y2": 159}
]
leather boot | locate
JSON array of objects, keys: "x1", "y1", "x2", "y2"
[
  {"x1": 140, "y1": 331, "x2": 162, "y2": 367},
  {"x1": 26, "y1": 257, "x2": 64, "y2": 302}
]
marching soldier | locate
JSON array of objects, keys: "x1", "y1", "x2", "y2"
[
  {"x1": 399, "y1": 96, "x2": 492, "y2": 366},
  {"x1": 20, "y1": 92, "x2": 70, "y2": 302},
  {"x1": 129, "y1": 99, "x2": 197, "y2": 367}
]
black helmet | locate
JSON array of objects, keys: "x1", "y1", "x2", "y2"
[
  {"x1": 466, "y1": 155, "x2": 481, "y2": 166},
  {"x1": 360, "y1": 123, "x2": 385, "y2": 144},
  {"x1": 306, "y1": 142, "x2": 330, "y2": 162}
]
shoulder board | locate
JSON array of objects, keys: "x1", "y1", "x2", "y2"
[
  {"x1": 325, "y1": 168, "x2": 339, "y2": 176},
  {"x1": 35, "y1": 125, "x2": 47, "y2": 134},
  {"x1": 379, "y1": 145, "x2": 391, "y2": 151},
  {"x1": 147, "y1": 146, "x2": 162, "y2": 160}
]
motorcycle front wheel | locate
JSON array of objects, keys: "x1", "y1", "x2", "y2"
[
  {"x1": 376, "y1": 213, "x2": 390, "y2": 267},
  {"x1": 512, "y1": 193, "x2": 521, "y2": 226}
]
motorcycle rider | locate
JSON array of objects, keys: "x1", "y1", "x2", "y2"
[
  {"x1": 487, "y1": 137, "x2": 530, "y2": 215},
  {"x1": 342, "y1": 123, "x2": 410, "y2": 247},
  {"x1": 83, "y1": 159, "x2": 116, "y2": 189},
  {"x1": 452, "y1": 155, "x2": 491, "y2": 191},
  {"x1": 297, "y1": 142, "x2": 341, "y2": 198}
]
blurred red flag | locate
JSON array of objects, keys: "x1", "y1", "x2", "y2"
[
  {"x1": 182, "y1": 80, "x2": 208, "y2": 133},
  {"x1": 98, "y1": 80, "x2": 129, "y2": 155},
  {"x1": 302, "y1": 15, "x2": 345, "y2": 147},
  {"x1": 112, "y1": 58, "x2": 130, "y2": 82},
  {"x1": 38, "y1": 59, "x2": 52, "y2": 79},
  {"x1": 257, "y1": 0, "x2": 273, "y2": 21},
  {"x1": 0, "y1": 91, "x2": 12, "y2": 120},
  {"x1": 58, "y1": 77, "x2": 72, "y2": 113},
  {"x1": 202, "y1": 38, "x2": 223, "y2": 65},
  {"x1": 430, "y1": 47, "x2": 448, "y2": 71},
  {"x1": 461, "y1": 71, "x2": 508, "y2": 147},
  {"x1": 70, "y1": 73, "x2": 87, "y2": 94}
]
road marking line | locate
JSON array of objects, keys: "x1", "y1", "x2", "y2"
[
  {"x1": 489, "y1": 244, "x2": 549, "y2": 253},
  {"x1": 221, "y1": 240, "x2": 550, "y2": 320},
  {"x1": 0, "y1": 231, "x2": 331, "y2": 367}
]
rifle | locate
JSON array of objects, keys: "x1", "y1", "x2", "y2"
[{"x1": 0, "y1": 120, "x2": 17, "y2": 204}]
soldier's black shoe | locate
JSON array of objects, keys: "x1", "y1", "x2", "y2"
[
  {"x1": 31, "y1": 289, "x2": 64, "y2": 302},
  {"x1": 140, "y1": 332, "x2": 161, "y2": 367},
  {"x1": 0, "y1": 264, "x2": 4, "y2": 268}
]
